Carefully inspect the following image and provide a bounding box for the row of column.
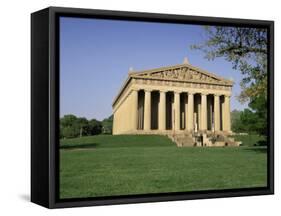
[132,89,231,132]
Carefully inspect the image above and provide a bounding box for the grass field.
[60,135,267,199]
[231,134,267,146]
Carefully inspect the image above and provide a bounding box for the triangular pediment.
[130,64,233,85]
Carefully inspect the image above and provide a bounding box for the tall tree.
[191,27,268,136]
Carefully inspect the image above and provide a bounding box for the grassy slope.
[60,135,173,149]
[60,135,267,199]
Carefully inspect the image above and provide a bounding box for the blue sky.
[60,17,248,121]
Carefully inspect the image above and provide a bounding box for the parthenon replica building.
[112,59,239,147]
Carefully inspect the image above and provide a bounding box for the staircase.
[168,132,241,147]
[169,134,195,147]
[168,133,195,147]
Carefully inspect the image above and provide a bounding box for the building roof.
[112,62,234,107]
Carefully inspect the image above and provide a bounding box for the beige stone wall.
[113,88,137,134]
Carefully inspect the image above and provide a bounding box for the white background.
[0,0,279,214]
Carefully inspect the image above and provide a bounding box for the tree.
[191,26,267,103]
[245,93,267,135]
[61,126,78,138]
[230,95,267,135]
[191,26,268,136]
[60,115,91,138]
[102,115,113,134]
[88,119,102,135]
[60,114,77,127]
[60,114,112,138]
[60,115,79,138]
[231,110,244,132]
[75,117,89,137]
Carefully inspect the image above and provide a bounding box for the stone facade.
[112,60,237,146]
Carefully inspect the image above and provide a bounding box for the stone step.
[168,133,240,147]
[169,134,195,147]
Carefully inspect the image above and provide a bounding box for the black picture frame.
[31,6,274,209]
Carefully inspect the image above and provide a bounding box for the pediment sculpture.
[136,67,225,83]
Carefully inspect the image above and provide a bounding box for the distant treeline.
[60,103,266,139]
[60,114,113,139]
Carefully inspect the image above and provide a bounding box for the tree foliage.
[101,115,113,134]
[231,110,244,132]
[231,94,267,135]
[191,26,267,103]
[88,119,103,135]
[60,114,112,138]
[192,26,268,136]
[246,93,267,135]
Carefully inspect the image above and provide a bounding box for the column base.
[222,130,233,135]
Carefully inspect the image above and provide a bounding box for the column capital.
[200,92,208,96]
[159,89,167,93]
[144,89,152,93]
[188,92,195,95]
[174,90,182,94]
[214,93,221,97]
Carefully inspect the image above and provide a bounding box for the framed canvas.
[31,6,274,208]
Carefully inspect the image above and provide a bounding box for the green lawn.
[231,134,267,146]
[60,135,267,199]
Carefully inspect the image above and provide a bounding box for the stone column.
[187,92,194,131]
[221,96,225,131]
[174,91,180,131]
[224,95,231,132]
[185,94,188,130]
[201,93,207,131]
[144,90,151,131]
[197,98,201,130]
[214,94,220,132]
[158,90,166,131]
[131,89,138,131]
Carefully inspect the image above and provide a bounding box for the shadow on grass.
[242,147,267,154]
[60,143,99,150]
[256,140,267,146]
